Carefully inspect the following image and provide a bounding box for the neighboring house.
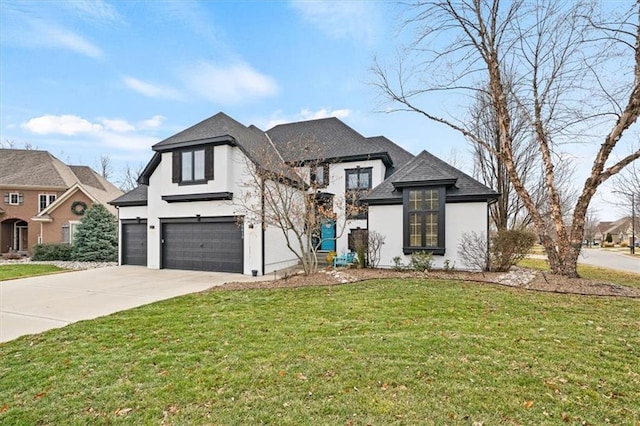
[0,149,123,255]
[110,112,498,275]
[600,216,639,244]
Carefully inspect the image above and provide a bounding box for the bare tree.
[237,142,362,275]
[612,158,640,218]
[373,0,640,277]
[118,163,145,192]
[468,79,539,230]
[97,155,114,179]
[583,208,600,247]
[1,140,36,149]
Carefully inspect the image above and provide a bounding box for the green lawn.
[0,264,67,280]
[1,280,638,425]
[519,258,640,289]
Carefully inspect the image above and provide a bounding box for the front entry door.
[15,221,28,252]
[320,219,336,251]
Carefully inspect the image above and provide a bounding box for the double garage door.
[161,218,243,273]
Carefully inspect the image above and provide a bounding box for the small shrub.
[356,246,366,268]
[602,242,615,248]
[410,251,433,272]
[606,232,613,243]
[32,243,72,261]
[391,256,405,271]
[490,229,536,272]
[367,231,386,268]
[457,231,489,271]
[442,259,455,272]
[620,241,629,247]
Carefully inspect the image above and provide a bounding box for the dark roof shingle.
[363,150,499,203]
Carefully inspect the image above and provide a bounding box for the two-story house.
[0,149,123,255]
[110,112,498,275]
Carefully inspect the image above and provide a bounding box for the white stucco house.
[110,112,498,275]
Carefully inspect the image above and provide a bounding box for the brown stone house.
[0,149,122,255]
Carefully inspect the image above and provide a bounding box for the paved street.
[0,266,263,343]
[578,248,640,274]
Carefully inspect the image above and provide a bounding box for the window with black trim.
[403,187,445,254]
[172,146,214,184]
[310,164,329,187]
[345,167,372,219]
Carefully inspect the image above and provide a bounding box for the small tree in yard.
[71,204,117,262]
[237,141,363,276]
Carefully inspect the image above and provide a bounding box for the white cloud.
[36,21,103,59]
[123,77,183,100]
[23,115,102,135]
[101,118,135,133]
[182,62,278,104]
[291,1,379,45]
[265,108,352,129]
[300,108,351,120]
[21,114,159,151]
[140,115,166,129]
[63,0,122,23]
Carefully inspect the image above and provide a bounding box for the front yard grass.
[1,279,638,425]
[519,258,640,289]
[0,264,67,281]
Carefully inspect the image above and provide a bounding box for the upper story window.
[310,164,329,187]
[172,146,214,185]
[346,167,371,190]
[39,194,57,212]
[345,167,372,219]
[6,192,22,205]
[403,187,445,255]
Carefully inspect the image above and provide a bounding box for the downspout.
[261,177,265,276]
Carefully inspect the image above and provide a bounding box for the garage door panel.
[122,222,147,266]
[162,220,243,273]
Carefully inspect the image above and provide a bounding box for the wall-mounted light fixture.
[196,214,201,222]
[248,223,254,229]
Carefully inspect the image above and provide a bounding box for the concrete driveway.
[0,266,262,343]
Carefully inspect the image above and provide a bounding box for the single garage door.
[122,221,147,266]
[161,218,243,273]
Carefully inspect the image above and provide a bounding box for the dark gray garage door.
[161,218,243,273]
[122,221,147,266]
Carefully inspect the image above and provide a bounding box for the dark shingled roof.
[144,112,298,182]
[266,118,408,167]
[363,150,499,203]
[365,136,414,177]
[110,185,148,206]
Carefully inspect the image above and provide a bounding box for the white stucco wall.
[142,145,300,275]
[299,159,386,254]
[369,201,488,270]
[116,205,147,220]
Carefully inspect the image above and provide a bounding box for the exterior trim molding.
[161,192,233,203]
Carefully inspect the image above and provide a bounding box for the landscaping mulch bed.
[218,267,640,298]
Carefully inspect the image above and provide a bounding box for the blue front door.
[320,219,336,251]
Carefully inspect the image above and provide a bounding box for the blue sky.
[1,1,461,165]
[0,0,634,220]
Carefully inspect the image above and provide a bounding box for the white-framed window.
[39,194,57,212]
[9,192,20,205]
[62,221,81,244]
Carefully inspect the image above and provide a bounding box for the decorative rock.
[0,258,116,270]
